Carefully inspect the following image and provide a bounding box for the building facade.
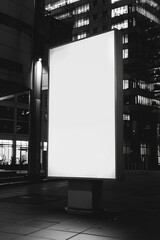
[45,0,160,170]
[0,0,159,176]
[0,0,72,177]
[0,0,34,172]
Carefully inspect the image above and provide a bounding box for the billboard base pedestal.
[65,207,104,215]
[66,180,103,214]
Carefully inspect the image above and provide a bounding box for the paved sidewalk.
[0,171,159,240]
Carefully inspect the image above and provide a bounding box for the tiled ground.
[0,171,160,239]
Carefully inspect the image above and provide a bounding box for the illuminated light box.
[48,30,123,179]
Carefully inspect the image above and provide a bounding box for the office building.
[0,0,34,172]
[0,0,72,178]
[45,0,160,169]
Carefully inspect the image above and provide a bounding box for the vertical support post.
[12,139,16,165]
[28,59,42,181]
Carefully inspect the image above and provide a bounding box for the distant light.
[35,58,42,86]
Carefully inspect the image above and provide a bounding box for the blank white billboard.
[48,30,123,179]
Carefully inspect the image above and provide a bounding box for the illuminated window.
[132,81,136,89]
[123,34,128,44]
[130,5,136,12]
[136,7,160,24]
[111,0,122,3]
[73,4,89,15]
[138,95,151,106]
[112,20,128,30]
[139,81,147,90]
[74,18,89,28]
[111,6,128,18]
[16,141,28,165]
[43,142,48,151]
[72,32,87,41]
[137,95,160,108]
[0,140,13,165]
[138,81,154,91]
[123,114,130,121]
[77,32,87,39]
[123,142,131,154]
[140,143,150,159]
[55,13,71,20]
[123,49,128,59]
[45,0,80,11]
[133,18,136,26]
[140,0,159,9]
[123,80,129,89]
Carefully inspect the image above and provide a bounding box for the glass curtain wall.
[0,140,13,166]
[16,141,28,166]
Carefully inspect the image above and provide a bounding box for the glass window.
[72,32,87,41]
[55,12,71,20]
[136,7,160,24]
[140,143,150,159]
[0,106,14,119]
[0,140,13,165]
[123,34,128,44]
[43,142,47,151]
[140,0,159,9]
[133,81,137,89]
[45,0,80,11]
[73,4,89,15]
[16,141,28,165]
[137,95,160,108]
[111,6,128,18]
[123,142,131,154]
[111,0,122,3]
[123,80,129,89]
[17,108,29,134]
[123,49,128,59]
[77,32,87,39]
[0,120,14,133]
[74,18,89,28]
[123,114,130,121]
[133,18,136,26]
[112,20,128,30]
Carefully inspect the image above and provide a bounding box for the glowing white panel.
[48,31,123,179]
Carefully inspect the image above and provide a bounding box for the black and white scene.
[0,0,159,239]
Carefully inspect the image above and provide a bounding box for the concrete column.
[28,59,42,180]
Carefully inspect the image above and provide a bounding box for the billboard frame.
[47,30,123,180]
